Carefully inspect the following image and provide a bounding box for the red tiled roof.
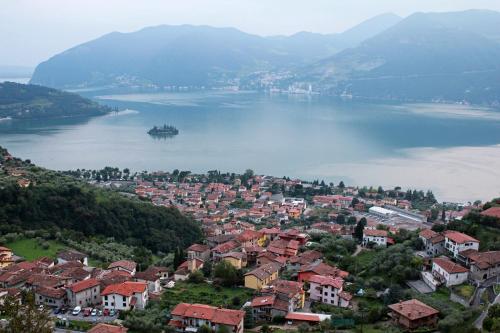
[101,281,147,296]
[433,257,468,274]
[88,323,128,333]
[187,244,210,252]
[419,229,438,240]
[70,278,100,293]
[388,299,439,320]
[170,303,244,326]
[444,231,479,244]
[308,274,344,289]
[364,229,388,237]
[251,295,276,307]
[481,207,500,219]
[299,262,349,279]
[285,313,320,322]
[108,260,137,272]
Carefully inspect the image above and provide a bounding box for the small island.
[148,124,179,138]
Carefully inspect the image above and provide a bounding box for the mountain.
[0,82,111,119]
[305,10,500,104]
[30,14,400,89]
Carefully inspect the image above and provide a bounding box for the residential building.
[67,278,100,307]
[419,229,445,257]
[57,250,88,266]
[174,259,204,281]
[244,263,280,290]
[459,249,500,282]
[388,299,439,330]
[250,295,288,321]
[432,257,469,287]
[108,260,137,276]
[101,281,148,311]
[298,262,348,283]
[261,279,305,311]
[362,229,388,247]
[169,303,244,333]
[222,252,247,269]
[187,244,211,261]
[134,267,168,293]
[0,246,13,268]
[308,275,351,308]
[444,231,479,258]
[34,286,66,308]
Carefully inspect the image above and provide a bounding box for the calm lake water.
[1,89,499,202]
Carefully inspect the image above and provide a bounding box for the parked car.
[97,310,103,316]
[109,309,116,316]
[72,306,81,315]
[53,307,61,315]
[103,308,110,316]
[91,308,97,316]
[60,307,68,314]
[83,308,92,317]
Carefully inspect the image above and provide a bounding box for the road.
[474,288,500,330]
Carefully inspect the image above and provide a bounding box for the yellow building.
[257,234,267,247]
[244,262,280,290]
[222,252,247,269]
[0,246,14,268]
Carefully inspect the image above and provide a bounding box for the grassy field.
[6,238,67,261]
[454,284,475,299]
[162,281,254,311]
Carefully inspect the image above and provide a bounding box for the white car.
[72,306,81,315]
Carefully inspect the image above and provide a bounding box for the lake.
[1,89,499,203]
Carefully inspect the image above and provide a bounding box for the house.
[88,323,128,333]
[388,299,439,330]
[362,229,388,247]
[444,231,479,258]
[187,244,211,261]
[419,229,445,257]
[34,286,67,308]
[308,275,351,308]
[243,246,265,266]
[101,281,148,311]
[481,207,500,219]
[285,313,323,326]
[222,252,247,269]
[432,257,469,287]
[298,262,348,283]
[288,250,323,271]
[256,252,287,267]
[174,259,204,281]
[211,241,240,261]
[244,263,281,290]
[57,250,88,266]
[134,267,168,293]
[459,250,500,283]
[236,230,266,247]
[67,278,100,308]
[251,294,288,321]
[261,279,305,311]
[267,239,299,258]
[108,260,137,276]
[0,246,13,268]
[169,303,245,333]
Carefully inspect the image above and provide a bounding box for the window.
[123,303,126,307]
[104,296,108,300]
[123,296,126,302]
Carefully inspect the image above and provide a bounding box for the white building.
[308,275,351,308]
[362,229,388,247]
[101,281,148,311]
[368,206,396,218]
[432,257,469,287]
[419,229,445,257]
[444,231,479,258]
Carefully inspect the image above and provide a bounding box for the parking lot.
[51,308,119,323]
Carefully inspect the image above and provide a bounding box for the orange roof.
[70,278,100,293]
[88,323,128,333]
[108,260,137,272]
[101,281,147,296]
[364,229,388,237]
[251,295,276,307]
[388,299,439,320]
[433,257,468,274]
[481,207,500,219]
[308,274,344,289]
[170,303,244,326]
[419,229,438,240]
[444,231,479,244]
[285,313,320,322]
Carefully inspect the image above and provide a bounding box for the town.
[1,154,500,332]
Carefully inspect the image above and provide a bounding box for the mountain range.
[30,10,500,105]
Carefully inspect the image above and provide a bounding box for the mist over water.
[0,91,499,202]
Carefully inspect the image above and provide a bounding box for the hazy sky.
[2,0,500,67]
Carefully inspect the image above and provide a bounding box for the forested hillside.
[0,146,202,253]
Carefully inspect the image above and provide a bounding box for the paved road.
[474,289,500,330]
